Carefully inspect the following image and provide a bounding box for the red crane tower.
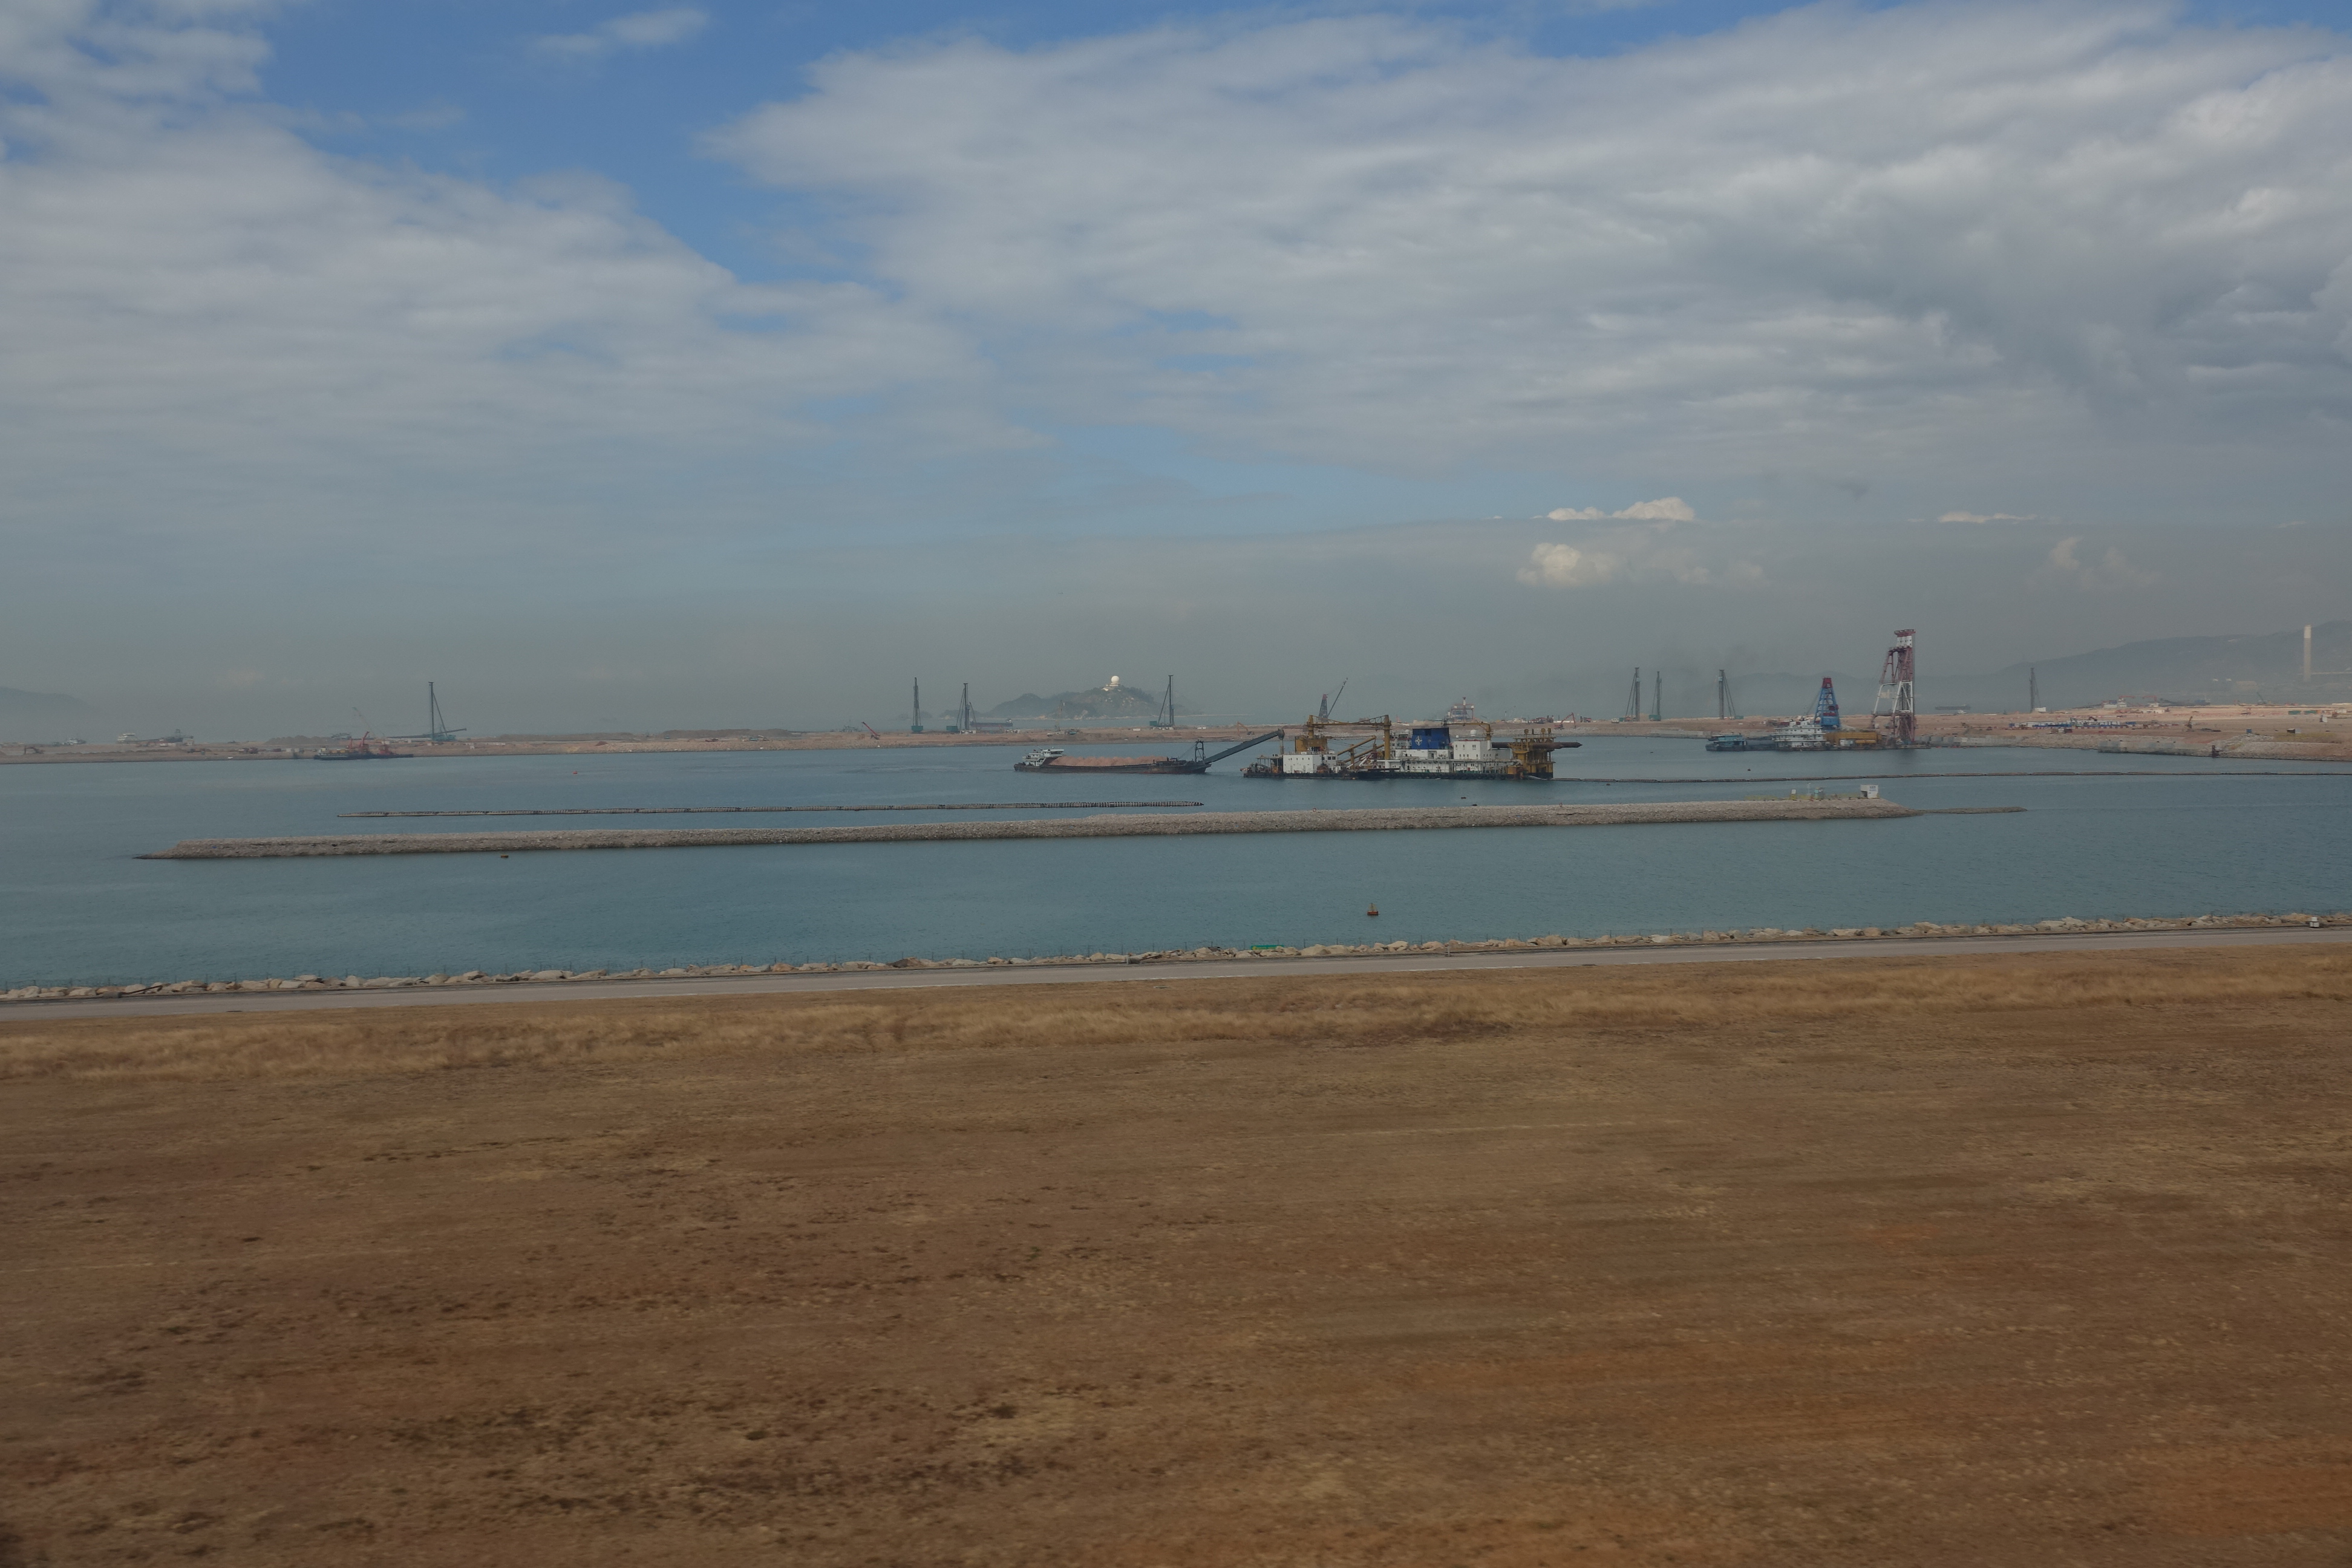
[1873,629,1916,746]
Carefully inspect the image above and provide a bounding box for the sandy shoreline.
[12,909,2341,1009]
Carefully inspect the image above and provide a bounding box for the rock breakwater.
[5,912,2340,1004]
[144,799,1916,859]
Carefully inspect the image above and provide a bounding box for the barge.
[1014,730,1281,775]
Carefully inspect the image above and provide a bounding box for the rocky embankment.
[5,911,2340,1003]
[143,799,1915,858]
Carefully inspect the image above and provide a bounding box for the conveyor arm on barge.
[1203,729,1285,767]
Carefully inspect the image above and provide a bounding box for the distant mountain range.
[985,681,1185,720]
[0,685,92,739]
[1951,620,2352,711]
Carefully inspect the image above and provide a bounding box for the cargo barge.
[1244,708,1574,781]
[1014,730,1281,776]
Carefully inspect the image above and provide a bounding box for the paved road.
[13,925,2346,1022]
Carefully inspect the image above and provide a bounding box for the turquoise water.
[3,740,2347,986]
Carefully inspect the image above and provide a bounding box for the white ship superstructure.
[1248,707,1575,781]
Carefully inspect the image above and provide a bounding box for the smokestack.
[2305,625,2314,683]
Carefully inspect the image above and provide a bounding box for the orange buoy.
[1367,903,1379,917]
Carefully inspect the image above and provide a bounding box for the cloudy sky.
[4,0,2347,735]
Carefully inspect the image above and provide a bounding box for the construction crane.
[391,681,465,743]
[910,678,924,734]
[1624,669,1642,720]
[1316,679,1348,723]
[861,722,884,743]
[1650,670,1662,722]
[1151,675,1177,729]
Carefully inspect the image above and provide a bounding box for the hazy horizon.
[6,1,2348,739]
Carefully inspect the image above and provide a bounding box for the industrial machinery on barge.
[1708,677,1877,752]
[1243,710,1574,781]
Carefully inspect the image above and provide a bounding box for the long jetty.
[146,799,1918,859]
[339,801,1204,818]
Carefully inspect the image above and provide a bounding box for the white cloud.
[1517,518,1749,589]
[1547,497,1696,523]
[714,4,2352,492]
[532,8,707,62]
[1612,497,1696,523]
[1519,541,1617,587]
[2031,536,2158,590]
[1939,511,2039,524]
[0,2,975,558]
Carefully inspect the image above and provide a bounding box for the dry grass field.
[5,949,2352,1566]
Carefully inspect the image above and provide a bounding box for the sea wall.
[143,799,1917,858]
[5,910,2340,1004]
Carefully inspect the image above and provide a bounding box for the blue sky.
[3,0,2350,734]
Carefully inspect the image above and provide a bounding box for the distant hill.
[1942,621,2352,711]
[985,681,1186,720]
[0,685,92,740]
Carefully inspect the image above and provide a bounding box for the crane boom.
[1201,728,1285,766]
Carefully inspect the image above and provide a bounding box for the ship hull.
[1014,757,1208,774]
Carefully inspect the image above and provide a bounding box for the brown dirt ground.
[5,950,2351,1567]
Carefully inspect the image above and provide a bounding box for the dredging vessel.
[1014,730,1282,775]
[1243,707,1573,781]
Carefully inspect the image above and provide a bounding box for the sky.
[2,0,2348,736]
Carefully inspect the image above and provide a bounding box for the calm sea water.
[3,739,2346,986]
